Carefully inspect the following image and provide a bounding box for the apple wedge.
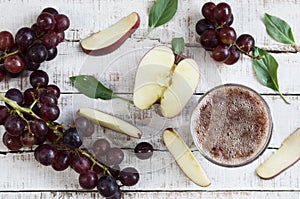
[80,12,140,56]
[77,108,142,139]
[163,128,211,187]
[133,46,200,118]
[256,128,300,179]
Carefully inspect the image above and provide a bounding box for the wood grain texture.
[0,0,299,198]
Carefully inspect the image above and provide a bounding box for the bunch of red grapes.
[0,7,156,199]
[0,69,148,199]
[0,7,70,81]
[196,2,255,65]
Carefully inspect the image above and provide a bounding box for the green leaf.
[264,13,295,44]
[172,37,184,55]
[253,47,289,104]
[149,0,178,29]
[69,75,114,100]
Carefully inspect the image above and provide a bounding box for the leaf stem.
[292,44,300,52]
[112,94,134,104]
[278,91,290,104]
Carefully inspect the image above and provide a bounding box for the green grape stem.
[0,49,20,61]
[233,43,264,60]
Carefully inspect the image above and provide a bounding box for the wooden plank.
[0,149,300,191]
[0,191,300,199]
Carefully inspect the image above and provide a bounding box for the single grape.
[70,154,91,174]
[225,45,240,65]
[4,115,26,137]
[0,105,9,125]
[2,132,22,151]
[5,88,23,105]
[23,88,38,103]
[40,91,58,105]
[30,70,49,88]
[201,2,216,22]
[29,119,48,137]
[63,127,82,148]
[46,84,60,98]
[37,12,56,31]
[213,2,232,24]
[236,34,255,53]
[34,144,57,166]
[34,134,46,145]
[134,142,154,160]
[31,23,44,37]
[195,19,215,36]
[212,44,230,62]
[51,150,71,171]
[75,116,94,137]
[21,130,37,147]
[40,103,60,121]
[93,138,110,157]
[4,54,25,74]
[24,56,41,71]
[56,31,65,43]
[15,27,35,49]
[119,167,139,186]
[97,175,119,197]
[42,7,59,16]
[42,31,59,49]
[27,43,48,63]
[106,147,124,165]
[200,29,219,50]
[46,47,57,61]
[219,27,237,44]
[55,14,70,32]
[79,170,98,189]
[0,31,14,50]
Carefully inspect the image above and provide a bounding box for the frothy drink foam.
[191,84,272,167]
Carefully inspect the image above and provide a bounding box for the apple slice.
[163,128,211,187]
[133,46,200,118]
[77,108,142,139]
[256,128,300,179]
[80,12,140,56]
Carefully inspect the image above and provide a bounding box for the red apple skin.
[80,13,140,56]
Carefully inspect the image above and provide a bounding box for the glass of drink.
[190,84,273,167]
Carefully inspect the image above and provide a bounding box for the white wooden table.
[1,0,300,198]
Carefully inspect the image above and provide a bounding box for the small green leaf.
[70,75,114,100]
[149,0,178,29]
[172,37,184,55]
[264,13,295,44]
[253,47,289,104]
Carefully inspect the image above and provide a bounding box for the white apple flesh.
[80,12,140,56]
[133,46,200,118]
[163,128,211,187]
[256,128,300,179]
[77,108,142,139]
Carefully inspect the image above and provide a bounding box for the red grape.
[225,45,240,65]
[79,170,98,189]
[213,2,232,24]
[4,54,25,74]
[119,167,139,186]
[200,29,219,50]
[55,14,70,32]
[236,34,255,53]
[212,44,230,62]
[37,12,56,31]
[201,2,215,22]
[0,31,14,50]
[134,142,154,160]
[219,27,236,44]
